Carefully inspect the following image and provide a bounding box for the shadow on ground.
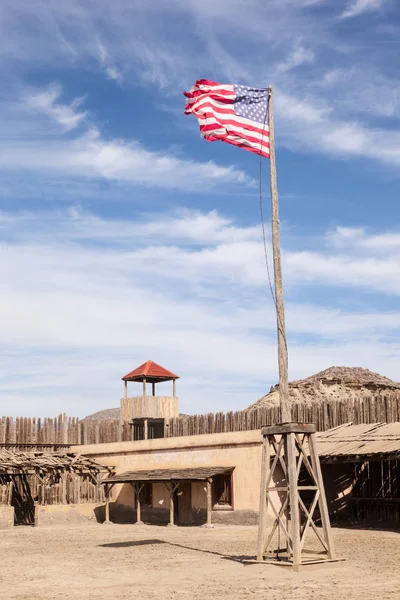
[99,539,255,563]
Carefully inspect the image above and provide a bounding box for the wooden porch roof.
[102,466,234,484]
[317,422,400,462]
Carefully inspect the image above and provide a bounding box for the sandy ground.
[1,523,399,600]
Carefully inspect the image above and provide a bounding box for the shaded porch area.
[102,467,234,527]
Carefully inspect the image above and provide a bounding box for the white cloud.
[0,128,252,189]
[0,84,252,191]
[1,207,400,415]
[340,0,387,19]
[328,226,400,251]
[327,226,366,247]
[105,66,122,83]
[0,1,399,168]
[286,251,400,295]
[275,43,315,75]
[22,83,87,131]
[275,89,400,165]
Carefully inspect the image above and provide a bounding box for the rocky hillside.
[248,366,400,410]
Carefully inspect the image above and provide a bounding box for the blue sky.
[1,0,400,417]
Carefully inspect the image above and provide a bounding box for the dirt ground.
[1,523,399,600]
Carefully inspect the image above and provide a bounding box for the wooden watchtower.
[120,360,179,440]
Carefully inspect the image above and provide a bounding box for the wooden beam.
[173,379,176,397]
[144,419,148,441]
[262,423,316,435]
[152,382,155,396]
[286,432,301,566]
[105,484,110,522]
[143,378,146,396]
[124,380,128,399]
[257,436,269,560]
[308,433,336,560]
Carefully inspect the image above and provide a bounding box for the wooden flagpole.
[257,87,337,569]
[267,85,290,424]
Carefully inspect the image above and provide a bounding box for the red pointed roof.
[122,360,179,383]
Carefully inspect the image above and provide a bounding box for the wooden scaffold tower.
[257,422,337,569]
[256,87,337,570]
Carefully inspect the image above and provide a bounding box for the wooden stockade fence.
[1,394,399,446]
[0,415,130,447]
[167,394,400,437]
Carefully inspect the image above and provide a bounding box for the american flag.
[184,79,270,158]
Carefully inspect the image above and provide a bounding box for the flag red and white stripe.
[184,79,270,158]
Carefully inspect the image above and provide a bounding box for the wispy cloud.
[22,83,87,131]
[340,0,387,20]
[275,42,315,75]
[96,40,123,84]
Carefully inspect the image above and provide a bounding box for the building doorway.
[175,482,192,525]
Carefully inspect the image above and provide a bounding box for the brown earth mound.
[83,408,120,421]
[83,408,190,421]
[248,366,400,410]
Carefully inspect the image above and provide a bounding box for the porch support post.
[203,478,214,528]
[165,481,179,526]
[104,483,113,524]
[132,483,144,525]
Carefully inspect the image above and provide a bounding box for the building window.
[148,420,165,439]
[212,473,233,509]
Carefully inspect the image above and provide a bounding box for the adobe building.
[2,363,398,529]
[74,422,400,528]
[73,363,399,528]
[75,430,262,526]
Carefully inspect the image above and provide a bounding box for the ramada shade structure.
[0,450,113,524]
[0,450,112,475]
[102,467,234,527]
